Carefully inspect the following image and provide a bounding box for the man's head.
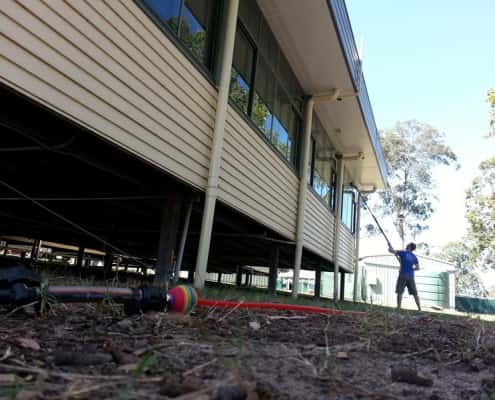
[406,242,416,251]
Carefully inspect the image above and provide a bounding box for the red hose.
[197,298,365,317]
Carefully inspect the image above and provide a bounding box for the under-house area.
[0,84,338,292]
[1,0,494,399]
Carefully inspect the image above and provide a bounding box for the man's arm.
[388,246,397,255]
[414,260,420,271]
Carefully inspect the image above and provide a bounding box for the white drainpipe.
[194,0,239,289]
[292,97,314,298]
[333,157,345,301]
[353,192,362,302]
[293,89,343,298]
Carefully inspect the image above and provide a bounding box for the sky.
[345,1,495,260]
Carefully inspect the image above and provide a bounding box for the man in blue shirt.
[388,242,421,311]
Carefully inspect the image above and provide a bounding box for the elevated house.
[0,0,387,298]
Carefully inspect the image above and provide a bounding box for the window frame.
[228,19,302,169]
[341,188,357,234]
[135,0,221,84]
[307,135,337,214]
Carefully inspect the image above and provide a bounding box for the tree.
[376,120,458,246]
[488,89,495,138]
[440,241,487,297]
[465,157,495,270]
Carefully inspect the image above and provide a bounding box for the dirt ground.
[0,298,494,400]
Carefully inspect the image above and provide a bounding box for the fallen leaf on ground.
[117,363,138,373]
[0,346,12,361]
[249,321,261,331]
[17,338,40,351]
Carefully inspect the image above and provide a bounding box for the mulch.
[0,301,494,399]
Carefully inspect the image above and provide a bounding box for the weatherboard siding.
[339,227,355,272]
[1,0,358,266]
[219,108,299,239]
[0,0,215,189]
[304,191,335,260]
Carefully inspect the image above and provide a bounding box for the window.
[228,3,303,166]
[307,115,337,210]
[142,0,218,69]
[230,27,255,114]
[342,189,357,233]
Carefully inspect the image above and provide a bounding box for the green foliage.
[229,70,250,113]
[165,16,206,63]
[377,120,458,244]
[117,352,157,400]
[465,157,495,269]
[488,89,495,138]
[440,241,487,297]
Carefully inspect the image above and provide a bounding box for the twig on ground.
[217,301,244,322]
[0,362,128,381]
[2,301,39,318]
[401,347,434,359]
[183,358,218,377]
[61,381,122,398]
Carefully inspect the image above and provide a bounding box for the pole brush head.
[167,285,198,313]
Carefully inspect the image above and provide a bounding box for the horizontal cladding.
[339,227,355,271]
[304,191,334,260]
[219,109,299,239]
[0,0,216,189]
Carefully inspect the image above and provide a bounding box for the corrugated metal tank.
[360,255,456,309]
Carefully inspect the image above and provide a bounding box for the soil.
[0,299,494,399]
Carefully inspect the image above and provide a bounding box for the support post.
[314,269,321,298]
[174,198,193,284]
[292,97,314,298]
[235,265,243,287]
[340,272,345,301]
[187,266,194,283]
[76,246,85,271]
[353,193,362,302]
[194,0,240,289]
[268,246,279,293]
[217,272,222,283]
[104,250,113,279]
[333,157,345,301]
[154,193,182,287]
[30,239,40,264]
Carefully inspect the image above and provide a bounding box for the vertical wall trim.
[292,97,314,298]
[194,0,240,289]
[333,158,345,301]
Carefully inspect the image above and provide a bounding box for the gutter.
[326,0,389,187]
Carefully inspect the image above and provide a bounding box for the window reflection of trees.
[228,8,302,166]
[142,0,213,66]
[309,116,337,210]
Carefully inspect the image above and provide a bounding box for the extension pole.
[361,196,400,265]
[361,196,393,248]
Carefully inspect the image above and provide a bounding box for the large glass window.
[307,116,337,210]
[142,0,217,69]
[228,3,303,166]
[342,189,357,233]
[230,27,254,115]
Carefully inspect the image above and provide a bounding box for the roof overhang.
[257,0,388,189]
